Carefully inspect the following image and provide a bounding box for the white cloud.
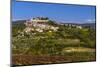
[87,19,95,22]
[86,19,95,23]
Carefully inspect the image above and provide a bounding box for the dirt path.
[63,47,95,53]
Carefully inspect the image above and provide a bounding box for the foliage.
[12,20,96,58]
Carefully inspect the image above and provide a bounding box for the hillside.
[61,23,96,29]
[12,18,96,65]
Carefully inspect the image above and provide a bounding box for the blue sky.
[12,0,96,23]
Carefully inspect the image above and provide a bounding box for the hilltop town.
[12,17,96,65]
[13,17,87,38]
[24,17,59,33]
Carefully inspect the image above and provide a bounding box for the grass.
[12,36,96,65]
[12,22,96,65]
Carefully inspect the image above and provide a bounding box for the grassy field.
[12,37,96,65]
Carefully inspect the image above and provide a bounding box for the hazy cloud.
[87,19,95,22]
